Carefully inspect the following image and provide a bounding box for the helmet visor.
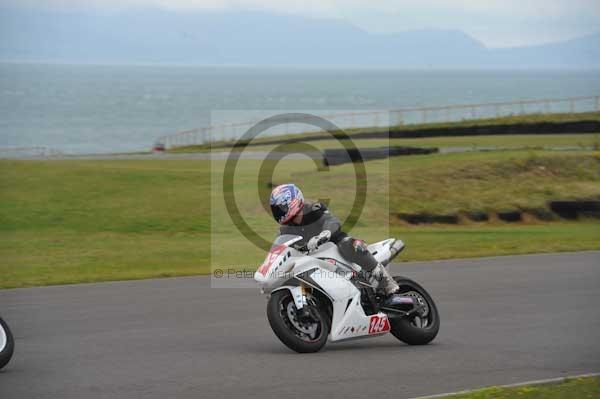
[271,203,288,223]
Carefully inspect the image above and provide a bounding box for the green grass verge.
[2,223,598,289]
[443,376,599,399]
[1,150,599,289]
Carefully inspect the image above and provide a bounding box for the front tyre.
[267,290,330,353]
[389,277,440,345]
[0,317,15,370]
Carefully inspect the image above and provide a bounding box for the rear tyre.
[389,277,440,345]
[0,317,14,370]
[267,290,330,353]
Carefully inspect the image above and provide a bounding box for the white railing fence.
[156,95,599,149]
[156,96,600,149]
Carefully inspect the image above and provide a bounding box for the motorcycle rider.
[269,183,399,296]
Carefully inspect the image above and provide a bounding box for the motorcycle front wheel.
[389,277,440,345]
[267,290,330,353]
[0,317,15,370]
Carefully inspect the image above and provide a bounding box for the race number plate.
[368,315,390,334]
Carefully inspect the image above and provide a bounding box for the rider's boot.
[369,263,399,296]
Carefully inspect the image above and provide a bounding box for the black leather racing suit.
[279,201,378,272]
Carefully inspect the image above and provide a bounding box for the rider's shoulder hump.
[311,202,328,213]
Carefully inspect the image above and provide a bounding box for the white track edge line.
[407,372,600,399]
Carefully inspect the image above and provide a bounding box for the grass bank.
[1,150,599,289]
[389,150,600,215]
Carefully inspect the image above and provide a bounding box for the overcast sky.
[3,0,600,47]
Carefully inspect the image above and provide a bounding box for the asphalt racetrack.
[1,251,599,398]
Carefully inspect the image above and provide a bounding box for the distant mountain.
[0,7,598,68]
[494,32,600,68]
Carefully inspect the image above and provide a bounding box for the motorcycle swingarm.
[380,296,426,319]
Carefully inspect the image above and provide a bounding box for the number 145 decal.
[368,315,390,334]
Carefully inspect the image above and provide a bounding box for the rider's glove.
[307,230,332,251]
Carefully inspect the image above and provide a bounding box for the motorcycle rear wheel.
[389,277,440,345]
[267,290,330,353]
[0,317,15,370]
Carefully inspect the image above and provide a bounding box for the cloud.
[2,0,599,47]
[5,0,599,16]
[153,0,600,19]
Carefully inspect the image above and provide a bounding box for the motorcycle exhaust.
[381,295,418,318]
[382,239,405,266]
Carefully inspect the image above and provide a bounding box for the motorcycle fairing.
[255,236,401,342]
[292,255,391,342]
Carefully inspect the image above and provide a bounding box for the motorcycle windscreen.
[255,235,301,282]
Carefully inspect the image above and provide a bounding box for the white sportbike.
[254,235,440,353]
